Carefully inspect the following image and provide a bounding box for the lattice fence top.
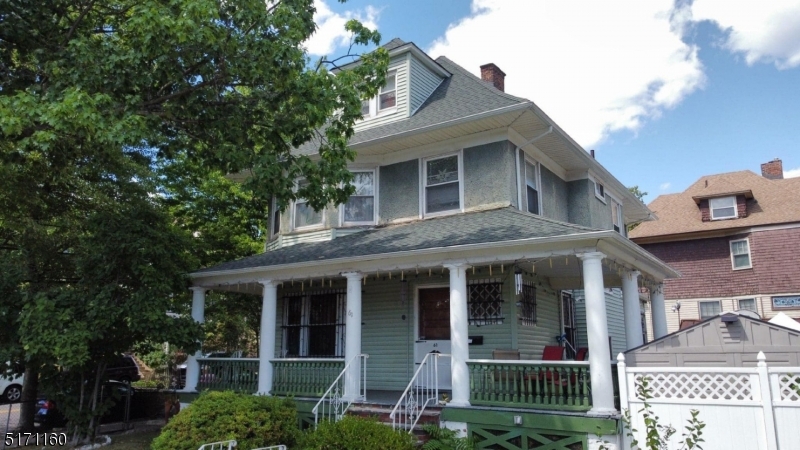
[776,373,800,402]
[633,373,754,401]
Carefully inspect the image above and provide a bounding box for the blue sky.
[310,0,800,203]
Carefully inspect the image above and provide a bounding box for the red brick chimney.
[480,63,506,92]
[760,158,784,179]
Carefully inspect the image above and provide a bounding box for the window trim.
[608,193,625,236]
[340,169,378,226]
[737,298,757,313]
[270,196,281,240]
[421,151,464,218]
[292,179,325,231]
[594,180,606,203]
[467,278,505,326]
[520,156,542,215]
[710,196,737,220]
[699,300,722,319]
[730,238,752,270]
[281,291,346,358]
[361,70,398,119]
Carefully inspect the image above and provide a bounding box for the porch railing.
[467,360,593,411]
[312,354,368,425]
[271,358,345,397]
[390,352,451,432]
[196,358,259,393]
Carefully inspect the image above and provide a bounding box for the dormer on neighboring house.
[266,38,651,251]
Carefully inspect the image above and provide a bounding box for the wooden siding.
[408,55,443,115]
[573,288,628,357]
[516,276,563,360]
[354,55,409,133]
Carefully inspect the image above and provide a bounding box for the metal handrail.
[390,352,451,432]
[198,440,236,450]
[311,353,368,426]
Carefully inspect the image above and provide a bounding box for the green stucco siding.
[463,141,516,210]
[540,165,569,222]
[379,159,419,223]
[567,179,613,229]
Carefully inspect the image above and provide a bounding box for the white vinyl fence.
[617,352,800,450]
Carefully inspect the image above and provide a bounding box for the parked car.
[1,374,24,403]
[106,354,141,382]
[35,381,135,428]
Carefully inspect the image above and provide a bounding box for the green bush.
[300,416,416,450]
[151,391,300,450]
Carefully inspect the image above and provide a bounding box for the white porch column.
[184,287,206,392]
[343,272,363,400]
[650,284,668,338]
[621,269,644,349]
[258,279,278,395]
[444,263,470,407]
[577,252,615,415]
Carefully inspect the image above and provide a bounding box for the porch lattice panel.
[775,373,800,402]
[635,372,753,401]
[470,424,585,450]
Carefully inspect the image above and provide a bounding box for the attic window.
[361,71,397,118]
[710,196,737,220]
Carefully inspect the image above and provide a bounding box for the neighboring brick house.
[630,159,800,333]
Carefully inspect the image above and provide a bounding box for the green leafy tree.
[627,186,650,232]
[0,0,388,440]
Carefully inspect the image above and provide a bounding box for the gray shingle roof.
[295,51,530,155]
[194,207,600,274]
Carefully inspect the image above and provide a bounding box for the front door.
[415,287,452,389]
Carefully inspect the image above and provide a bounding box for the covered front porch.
[185,209,676,424]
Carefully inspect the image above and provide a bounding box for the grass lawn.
[106,429,161,449]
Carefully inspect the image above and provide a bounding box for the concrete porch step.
[347,403,443,427]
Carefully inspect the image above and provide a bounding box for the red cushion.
[542,346,564,360]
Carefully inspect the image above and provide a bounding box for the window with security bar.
[468,279,504,325]
[281,290,346,358]
[520,281,537,326]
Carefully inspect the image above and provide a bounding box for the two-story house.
[184,39,677,449]
[630,159,800,334]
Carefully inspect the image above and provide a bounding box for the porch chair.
[574,347,588,361]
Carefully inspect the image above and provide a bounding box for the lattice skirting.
[470,425,587,450]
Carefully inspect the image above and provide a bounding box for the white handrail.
[390,352,451,433]
[466,359,592,366]
[198,440,236,450]
[312,353,368,426]
[197,357,259,362]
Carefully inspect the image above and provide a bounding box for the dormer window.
[293,179,324,230]
[361,72,397,118]
[342,170,376,225]
[423,153,462,215]
[710,196,736,220]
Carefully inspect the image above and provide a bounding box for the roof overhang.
[691,190,754,204]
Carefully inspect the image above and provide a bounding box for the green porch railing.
[196,358,259,393]
[271,359,345,397]
[467,360,594,411]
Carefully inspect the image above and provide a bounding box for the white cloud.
[305,0,379,57]
[784,167,800,178]
[427,0,705,148]
[659,182,672,190]
[691,0,800,69]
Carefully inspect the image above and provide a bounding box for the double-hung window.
[293,179,323,229]
[523,159,540,214]
[270,197,281,239]
[710,196,737,220]
[423,153,461,215]
[730,238,751,269]
[594,181,605,201]
[699,300,721,319]
[611,197,624,234]
[282,291,346,358]
[468,279,504,325]
[361,72,397,118]
[343,171,376,224]
[738,298,756,312]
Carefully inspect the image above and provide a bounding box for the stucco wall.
[540,165,569,222]
[567,179,613,230]
[463,141,516,210]
[379,159,420,223]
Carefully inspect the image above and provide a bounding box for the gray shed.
[625,310,800,367]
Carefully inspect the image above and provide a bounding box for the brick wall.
[641,227,800,299]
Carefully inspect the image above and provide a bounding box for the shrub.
[151,391,300,450]
[421,424,475,450]
[300,416,416,450]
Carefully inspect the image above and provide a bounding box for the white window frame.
[738,298,757,313]
[594,180,606,202]
[421,151,464,217]
[519,156,542,215]
[609,194,625,236]
[270,196,281,240]
[699,300,722,319]
[730,238,752,270]
[340,169,378,226]
[710,196,737,220]
[292,179,325,231]
[361,70,398,119]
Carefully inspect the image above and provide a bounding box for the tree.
[0,0,388,440]
[629,186,648,203]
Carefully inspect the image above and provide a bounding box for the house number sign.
[772,295,800,309]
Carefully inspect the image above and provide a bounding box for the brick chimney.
[760,158,784,179]
[480,63,506,92]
